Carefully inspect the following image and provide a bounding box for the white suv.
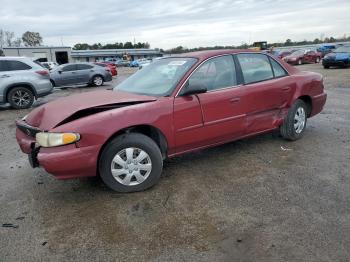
[0,57,53,109]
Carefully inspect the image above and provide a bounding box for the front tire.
[280,99,307,141]
[315,57,320,63]
[99,133,163,192]
[92,75,104,86]
[298,59,302,65]
[7,87,34,109]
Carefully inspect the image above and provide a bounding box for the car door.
[0,60,11,102]
[56,64,78,86]
[304,51,314,63]
[76,64,94,84]
[236,53,293,134]
[173,55,246,153]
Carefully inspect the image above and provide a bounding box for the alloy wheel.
[12,90,31,107]
[93,76,103,86]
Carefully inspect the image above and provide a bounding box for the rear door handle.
[230,97,241,103]
[282,86,290,91]
[0,75,10,78]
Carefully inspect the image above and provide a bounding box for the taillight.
[35,70,49,76]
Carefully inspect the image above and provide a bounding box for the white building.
[3,46,71,64]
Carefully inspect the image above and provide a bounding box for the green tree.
[284,39,293,46]
[123,42,134,48]
[22,31,43,46]
[73,43,90,50]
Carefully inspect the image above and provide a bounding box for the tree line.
[164,35,350,54]
[73,42,151,50]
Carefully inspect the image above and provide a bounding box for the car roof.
[176,49,259,60]
[0,56,31,60]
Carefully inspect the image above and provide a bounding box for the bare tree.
[5,31,15,47]
[22,31,43,46]
[0,29,4,49]
[12,37,22,47]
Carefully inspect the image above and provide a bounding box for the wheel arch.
[4,83,37,102]
[90,74,105,83]
[97,124,168,175]
[298,95,312,117]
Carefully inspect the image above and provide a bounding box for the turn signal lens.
[36,132,80,147]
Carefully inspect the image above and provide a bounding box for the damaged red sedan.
[16,50,327,192]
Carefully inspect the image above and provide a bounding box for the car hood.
[284,55,300,60]
[24,90,157,130]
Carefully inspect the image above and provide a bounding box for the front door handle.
[230,97,240,103]
[0,75,10,78]
[282,86,290,91]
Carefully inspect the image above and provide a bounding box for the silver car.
[50,63,113,88]
[0,57,53,109]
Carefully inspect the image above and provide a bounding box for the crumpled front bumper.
[16,120,100,180]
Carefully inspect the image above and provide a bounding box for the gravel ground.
[0,65,349,262]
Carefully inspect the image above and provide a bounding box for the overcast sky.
[0,0,349,49]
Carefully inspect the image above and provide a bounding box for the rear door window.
[6,60,32,71]
[269,58,288,78]
[62,64,77,72]
[237,54,274,84]
[77,64,93,70]
[0,61,8,72]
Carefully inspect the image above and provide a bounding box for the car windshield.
[114,57,197,96]
[334,46,350,53]
[291,50,305,56]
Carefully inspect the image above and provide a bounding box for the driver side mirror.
[181,81,207,96]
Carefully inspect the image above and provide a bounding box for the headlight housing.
[36,132,80,147]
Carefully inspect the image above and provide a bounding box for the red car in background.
[277,51,292,59]
[283,49,322,65]
[94,62,118,76]
[16,50,326,192]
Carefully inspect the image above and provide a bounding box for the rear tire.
[92,75,104,86]
[7,87,34,109]
[298,59,302,65]
[280,99,307,141]
[315,57,320,63]
[323,65,330,69]
[99,133,163,192]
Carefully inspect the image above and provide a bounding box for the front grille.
[16,121,41,137]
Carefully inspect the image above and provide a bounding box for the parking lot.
[0,64,349,261]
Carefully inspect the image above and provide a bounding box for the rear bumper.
[35,80,54,97]
[310,93,327,117]
[16,123,100,180]
[104,74,113,82]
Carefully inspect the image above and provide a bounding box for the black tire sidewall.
[99,133,163,193]
[92,75,104,86]
[8,87,34,109]
[281,99,307,141]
